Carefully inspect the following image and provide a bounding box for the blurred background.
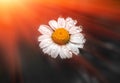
[0,0,120,83]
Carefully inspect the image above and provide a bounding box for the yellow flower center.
[52,28,70,45]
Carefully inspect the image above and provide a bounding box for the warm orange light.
[0,0,27,25]
[0,0,15,3]
[0,0,22,6]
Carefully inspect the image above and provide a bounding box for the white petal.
[59,47,66,59]
[66,43,79,55]
[68,41,84,48]
[42,43,54,55]
[71,33,84,39]
[62,46,72,58]
[70,33,85,44]
[69,26,82,34]
[58,17,65,28]
[50,44,60,58]
[38,25,53,35]
[65,17,77,30]
[38,35,50,42]
[49,20,58,30]
[76,44,84,48]
[66,17,77,25]
[39,38,53,48]
[43,46,51,55]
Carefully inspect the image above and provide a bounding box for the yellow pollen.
[52,28,70,45]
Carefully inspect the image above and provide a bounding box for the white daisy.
[38,17,86,59]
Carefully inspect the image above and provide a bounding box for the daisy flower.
[38,17,86,59]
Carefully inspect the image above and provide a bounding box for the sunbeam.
[0,0,120,83]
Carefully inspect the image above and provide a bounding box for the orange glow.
[0,0,120,83]
[0,0,21,4]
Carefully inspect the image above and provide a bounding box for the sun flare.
[0,0,22,6]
